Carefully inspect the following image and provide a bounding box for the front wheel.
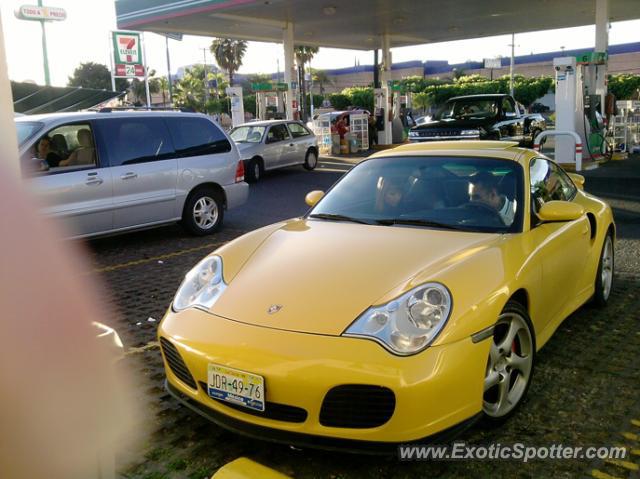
[593,233,614,307]
[303,149,318,171]
[182,188,224,236]
[483,301,535,422]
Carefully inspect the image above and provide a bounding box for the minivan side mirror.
[537,200,584,222]
[305,190,324,207]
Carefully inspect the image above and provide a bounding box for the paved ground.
[82,155,640,479]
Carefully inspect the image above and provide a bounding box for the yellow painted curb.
[213,458,291,479]
[605,458,639,471]
[622,432,639,441]
[591,469,623,479]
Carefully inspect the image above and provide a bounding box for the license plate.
[207,364,265,412]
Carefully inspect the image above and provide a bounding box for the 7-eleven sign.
[112,31,142,65]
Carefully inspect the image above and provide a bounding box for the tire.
[245,158,262,184]
[181,188,224,236]
[482,300,535,423]
[593,232,614,307]
[303,148,318,171]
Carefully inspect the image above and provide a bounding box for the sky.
[2,0,640,87]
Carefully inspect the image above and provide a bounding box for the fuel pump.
[252,82,288,120]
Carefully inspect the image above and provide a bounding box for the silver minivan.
[229,120,318,183]
[16,110,248,238]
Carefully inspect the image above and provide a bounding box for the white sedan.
[230,120,319,183]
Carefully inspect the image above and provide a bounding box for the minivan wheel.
[303,149,318,170]
[245,158,262,183]
[182,188,224,236]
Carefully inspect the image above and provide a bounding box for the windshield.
[433,98,498,120]
[230,126,266,143]
[309,156,523,233]
[15,121,43,147]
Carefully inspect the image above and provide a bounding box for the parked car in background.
[229,120,318,183]
[16,110,248,238]
[409,94,546,147]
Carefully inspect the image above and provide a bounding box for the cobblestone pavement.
[80,158,640,479]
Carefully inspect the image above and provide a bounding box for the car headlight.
[409,130,419,137]
[460,129,480,136]
[343,283,452,355]
[173,255,226,312]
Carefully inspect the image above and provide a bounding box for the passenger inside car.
[59,129,96,167]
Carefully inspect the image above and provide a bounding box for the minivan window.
[16,121,43,146]
[98,117,174,166]
[21,123,99,176]
[165,117,232,157]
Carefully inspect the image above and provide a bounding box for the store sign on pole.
[484,58,501,69]
[112,31,145,78]
[14,5,66,21]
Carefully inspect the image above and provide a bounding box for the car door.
[94,116,178,230]
[526,158,591,327]
[263,123,292,168]
[23,122,114,237]
[287,122,313,164]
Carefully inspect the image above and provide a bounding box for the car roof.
[14,110,211,123]
[235,119,300,127]
[369,141,536,166]
[448,94,510,101]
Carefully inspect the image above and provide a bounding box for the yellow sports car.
[159,141,615,451]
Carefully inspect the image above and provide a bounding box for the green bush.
[328,93,351,110]
[608,74,640,99]
[341,87,374,111]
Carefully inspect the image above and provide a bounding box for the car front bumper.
[158,308,490,445]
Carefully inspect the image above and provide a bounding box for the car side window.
[97,117,174,166]
[288,122,310,138]
[530,158,578,215]
[502,98,516,115]
[165,116,231,157]
[21,123,99,176]
[266,124,290,143]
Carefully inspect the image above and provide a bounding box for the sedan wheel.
[304,149,318,170]
[483,303,534,420]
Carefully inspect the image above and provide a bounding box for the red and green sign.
[112,31,142,66]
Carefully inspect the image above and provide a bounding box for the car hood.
[413,118,494,130]
[210,218,499,336]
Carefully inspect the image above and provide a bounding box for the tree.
[210,38,247,86]
[173,65,228,113]
[130,69,159,105]
[309,68,333,97]
[294,45,319,120]
[413,92,434,113]
[67,62,127,91]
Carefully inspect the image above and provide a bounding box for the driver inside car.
[469,171,516,226]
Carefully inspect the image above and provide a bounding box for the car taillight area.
[235,160,245,183]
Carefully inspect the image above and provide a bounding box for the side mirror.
[305,190,324,207]
[537,200,584,222]
[504,111,517,118]
[567,172,585,190]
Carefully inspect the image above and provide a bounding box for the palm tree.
[294,45,319,120]
[309,68,333,97]
[210,38,248,86]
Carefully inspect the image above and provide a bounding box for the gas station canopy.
[116,0,640,50]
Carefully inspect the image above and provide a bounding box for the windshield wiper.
[375,218,472,231]
[308,213,374,225]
